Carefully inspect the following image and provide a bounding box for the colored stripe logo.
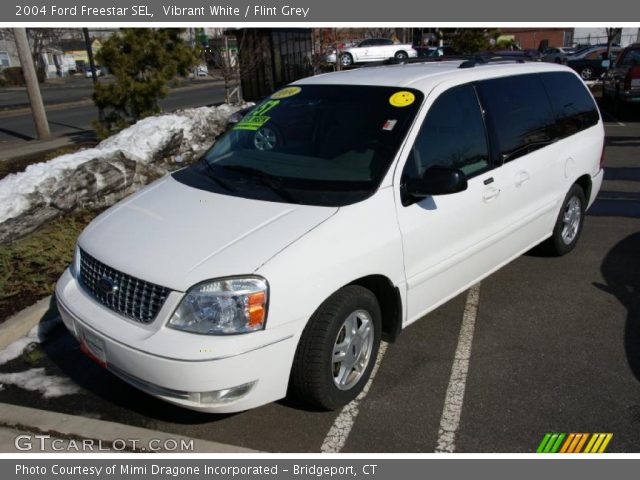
[537,433,613,453]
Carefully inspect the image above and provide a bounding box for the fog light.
[188,381,256,405]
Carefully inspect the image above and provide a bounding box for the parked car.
[56,61,604,413]
[84,67,101,78]
[566,46,622,80]
[491,49,543,61]
[603,43,640,115]
[542,47,571,64]
[337,38,418,66]
[416,46,457,58]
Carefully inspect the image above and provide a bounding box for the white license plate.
[80,328,108,368]
[631,79,640,87]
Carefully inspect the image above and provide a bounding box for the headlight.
[168,277,268,335]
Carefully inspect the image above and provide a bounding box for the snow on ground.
[0,103,241,225]
[0,368,81,398]
[0,318,80,398]
[0,318,60,366]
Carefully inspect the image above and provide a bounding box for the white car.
[85,68,101,78]
[331,38,418,66]
[56,60,604,413]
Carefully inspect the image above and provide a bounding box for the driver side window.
[402,84,490,182]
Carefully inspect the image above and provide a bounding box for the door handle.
[515,171,530,187]
[483,186,501,203]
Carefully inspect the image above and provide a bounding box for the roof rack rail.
[353,55,473,69]
[342,54,536,70]
[459,55,535,68]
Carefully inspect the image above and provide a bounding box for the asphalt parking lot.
[0,106,638,453]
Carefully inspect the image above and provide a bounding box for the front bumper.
[55,269,302,413]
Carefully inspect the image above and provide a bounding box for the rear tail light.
[623,65,640,90]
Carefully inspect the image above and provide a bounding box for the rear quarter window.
[539,71,599,138]
[477,74,556,164]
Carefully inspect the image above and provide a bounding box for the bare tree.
[605,28,623,59]
[364,28,396,40]
[208,35,242,103]
[26,28,67,76]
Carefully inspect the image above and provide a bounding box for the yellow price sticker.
[389,91,415,107]
[271,86,301,99]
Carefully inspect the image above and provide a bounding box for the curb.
[0,296,53,351]
[0,403,258,453]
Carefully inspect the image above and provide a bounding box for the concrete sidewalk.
[0,134,96,163]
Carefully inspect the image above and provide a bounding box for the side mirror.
[405,165,468,200]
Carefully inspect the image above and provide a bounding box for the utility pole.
[13,28,50,140]
[83,28,98,84]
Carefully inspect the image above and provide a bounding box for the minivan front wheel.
[290,285,382,410]
[548,184,586,256]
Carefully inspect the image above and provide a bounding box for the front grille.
[78,249,171,324]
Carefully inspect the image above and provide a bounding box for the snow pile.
[0,368,81,398]
[0,103,247,243]
[0,317,60,366]
[0,317,79,399]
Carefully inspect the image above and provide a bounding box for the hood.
[79,176,337,291]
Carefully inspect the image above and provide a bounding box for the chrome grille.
[78,249,171,324]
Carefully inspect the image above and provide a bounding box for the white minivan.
[56,60,604,413]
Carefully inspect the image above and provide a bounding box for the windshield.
[173,84,423,206]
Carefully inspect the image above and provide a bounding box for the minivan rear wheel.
[290,285,381,410]
[548,184,586,256]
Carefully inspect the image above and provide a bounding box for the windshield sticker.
[233,115,271,131]
[382,119,398,131]
[389,91,415,107]
[233,100,280,131]
[271,86,301,99]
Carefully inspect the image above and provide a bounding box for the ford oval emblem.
[97,277,118,296]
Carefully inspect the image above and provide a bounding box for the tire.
[580,66,593,81]
[547,184,587,256]
[394,51,408,61]
[340,53,354,67]
[612,89,628,119]
[290,285,382,410]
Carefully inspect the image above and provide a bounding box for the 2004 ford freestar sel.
[56,60,604,413]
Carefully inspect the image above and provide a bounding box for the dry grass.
[0,209,101,321]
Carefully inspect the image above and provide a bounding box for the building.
[55,38,102,72]
[498,28,574,50]
[0,30,19,69]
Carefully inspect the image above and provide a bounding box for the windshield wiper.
[220,164,297,203]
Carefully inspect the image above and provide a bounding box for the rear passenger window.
[540,72,599,137]
[403,84,489,181]
[478,74,556,163]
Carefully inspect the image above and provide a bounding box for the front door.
[394,83,508,324]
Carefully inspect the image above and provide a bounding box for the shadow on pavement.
[0,127,34,141]
[26,299,239,427]
[595,232,640,382]
[589,165,640,218]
